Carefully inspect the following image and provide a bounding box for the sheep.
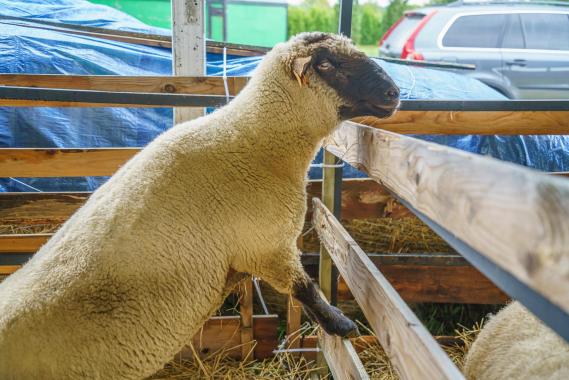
[0,32,400,380]
[464,301,569,380]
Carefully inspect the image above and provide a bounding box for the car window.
[383,14,424,52]
[442,14,506,48]
[521,13,569,51]
[502,14,524,49]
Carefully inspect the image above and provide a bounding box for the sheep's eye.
[317,60,334,71]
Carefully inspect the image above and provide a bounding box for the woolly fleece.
[464,301,569,380]
[0,33,375,379]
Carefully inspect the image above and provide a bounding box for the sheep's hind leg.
[259,251,358,338]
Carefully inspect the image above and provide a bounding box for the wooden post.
[172,0,206,123]
[286,296,303,351]
[239,278,254,361]
[319,151,342,303]
[317,151,343,377]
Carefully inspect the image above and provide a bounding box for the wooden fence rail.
[325,120,569,342]
[313,198,464,380]
[2,75,569,134]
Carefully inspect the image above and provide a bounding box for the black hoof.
[319,306,360,338]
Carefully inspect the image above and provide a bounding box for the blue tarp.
[1,0,568,192]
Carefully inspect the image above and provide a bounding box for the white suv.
[378,1,569,99]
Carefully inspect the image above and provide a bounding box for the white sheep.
[464,301,569,380]
[0,32,400,379]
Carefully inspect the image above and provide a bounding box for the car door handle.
[506,59,527,67]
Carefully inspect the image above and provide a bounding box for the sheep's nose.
[386,88,399,100]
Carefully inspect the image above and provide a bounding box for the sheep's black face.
[312,47,400,120]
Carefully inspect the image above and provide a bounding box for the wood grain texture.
[319,331,369,380]
[301,253,506,304]
[286,296,303,349]
[239,279,255,361]
[0,148,139,177]
[0,248,507,305]
[0,192,89,225]
[171,0,206,122]
[0,265,20,275]
[313,198,464,380]
[352,110,569,135]
[337,262,508,304]
[2,18,265,56]
[0,75,248,96]
[306,178,410,221]
[181,315,278,360]
[0,234,50,253]
[326,121,569,317]
[0,179,398,229]
[319,151,339,301]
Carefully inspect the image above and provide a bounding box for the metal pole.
[338,0,353,37]
[321,0,353,306]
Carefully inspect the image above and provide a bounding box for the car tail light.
[400,11,437,60]
[378,15,404,47]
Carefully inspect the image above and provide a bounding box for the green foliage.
[428,0,455,5]
[378,0,409,39]
[359,3,383,45]
[288,2,337,38]
[287,0,384,46]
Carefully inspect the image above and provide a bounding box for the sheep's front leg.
[258,250,358,338]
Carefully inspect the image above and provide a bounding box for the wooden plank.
[181,314,278,360]
[0,179,394,229]
[0,192,89,225]
[0,234,50,253]
[314,286,368,380]
[301,253,507,305]
[319,331,369,380]
[286,296,303,350]
[172,0,206,122]
[0,249,507,304]
[0,16,267,56]
[313,198,464,380]
[0,75,248,96]
[239,278,254,361]
[306,178,410,221]
[353,110,569,135]
[326,121,569,334]
[5,21,171,48]
[0,86,227,108]
[251,314,279,359]
[319,152,339,301]
[301,334,463,362]
[0,148,139,177]
[337,262,508,304]
[0,265,20,275]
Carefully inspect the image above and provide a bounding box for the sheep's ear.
[292,56,312,87]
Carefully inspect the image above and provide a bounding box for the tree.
[428,0,455,5]
[379,0,409,39]
[359,3,382,45]
[287,0,385,46]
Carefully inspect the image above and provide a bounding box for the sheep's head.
[278,32,400,121]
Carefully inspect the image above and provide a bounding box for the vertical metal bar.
[222,0,228,42]
[317,3,353,375]
[338,0,353,37]
[319,0,352,306]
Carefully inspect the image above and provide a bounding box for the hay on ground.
[149,323,482,379]
[302,217,452,254]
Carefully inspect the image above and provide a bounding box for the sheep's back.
[464,302,569,380]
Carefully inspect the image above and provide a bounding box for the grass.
[357,44,380,57]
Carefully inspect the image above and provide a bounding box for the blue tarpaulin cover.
[1,0,568,192]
